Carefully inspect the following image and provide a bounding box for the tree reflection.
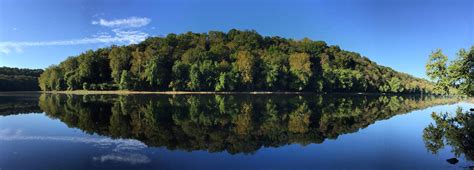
[0,95,41,116]
[423,107,473,161]
[36,94,461,154]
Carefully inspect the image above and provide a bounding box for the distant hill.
[0,67,43,91]
[38,29,434,93]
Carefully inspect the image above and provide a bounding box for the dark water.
[0,93,472,170]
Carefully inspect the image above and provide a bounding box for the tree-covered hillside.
[0,67,43,91]
[39,29,434,93]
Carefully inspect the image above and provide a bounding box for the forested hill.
[39,29,434,93]
[0,67,43,91]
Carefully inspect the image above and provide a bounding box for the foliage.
[0,67,43,91]
[426,49,450,94]
[119,70,132,90]
[426,48,474,96]
[38,29,434,93]
[234,50,256,88]
[289,53,312,91]
[109,46,131,83]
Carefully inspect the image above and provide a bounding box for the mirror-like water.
[0,93,472,169]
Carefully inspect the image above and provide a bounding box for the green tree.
[109,47,131,84]
[426,49,450,94]
[448,48,472,96]
[77,50,111,85]
[144,55,169,89]
[169,61,190,91]
[36,29,437,94]
[60,57,80,90]
[188,64,203,91]
[40,66,64,91]
[38,67,52,91]
[215,71,237,91]
[389,77,403,93]
[469,48,474,96]
[119,70,132,90]
[261,48,289,90]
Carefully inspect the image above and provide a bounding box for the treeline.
[39,94,460,154]
[426,48,474,96]
[0,67,43,91]
[39,29,434,93]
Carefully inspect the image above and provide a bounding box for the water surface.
[0,93,472,169]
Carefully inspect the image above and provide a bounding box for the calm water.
[0,93,472,170]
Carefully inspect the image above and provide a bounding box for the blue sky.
[0,0,472,78]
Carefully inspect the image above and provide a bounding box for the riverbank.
[0,90,467,97]
[44,90,318,95]
[40,90,442,96]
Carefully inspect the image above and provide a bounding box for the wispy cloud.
[0,16,152,54]
[92,17,151,28]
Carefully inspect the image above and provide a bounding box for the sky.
[0,0,472,78]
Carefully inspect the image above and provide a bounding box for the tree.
[389,77,403,93]
[0,67,43,91]
[425,47,474,96]
[65,72,81,90]
[426,49,450,94]
[214,60,237,91]
[39,66,64,91]
[119,70,132,90]
[234,51,256,88]
[215,71,238,91]
[131,47,155,82]
[448,48,472,96]
[77,50,111,86]
[60,57,80,90]
[144,55,169,89]
[109,47,131,84]
[261,48,289,90]
[289,52,312,91]
[330,69,363,92]
[36,29,436,94]
[169,61,190,91]
[469,48,474,96]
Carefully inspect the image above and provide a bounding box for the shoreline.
[0,91,470,102]
[0,90,462,97]
[36,90,441,96]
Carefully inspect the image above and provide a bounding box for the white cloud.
[0,32,148,54]
[92,17,151,28]
[0,16,152,54]
[0,46,12,54]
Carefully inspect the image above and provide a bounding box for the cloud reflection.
[93,153,151,164]
[0,129,151,165]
